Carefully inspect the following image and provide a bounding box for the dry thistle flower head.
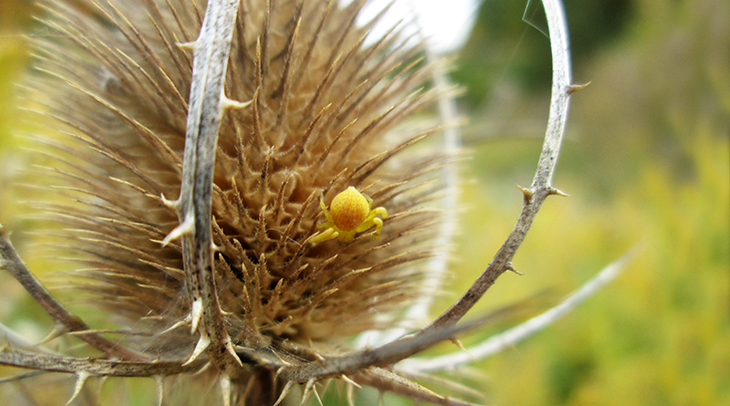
[16,0,456,404]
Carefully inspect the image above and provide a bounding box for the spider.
[310,186,387,243]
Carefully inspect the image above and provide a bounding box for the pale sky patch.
[344,0,480,53]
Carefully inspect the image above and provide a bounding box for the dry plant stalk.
[0,0,608,405]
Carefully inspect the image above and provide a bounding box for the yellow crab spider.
[310,186,387,243]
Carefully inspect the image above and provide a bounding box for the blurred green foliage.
[445,0,729,405]
[0,0,728,405]
[453,0,633,106]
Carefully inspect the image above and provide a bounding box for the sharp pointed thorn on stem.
[66,372,90,405]
[347,381,356,406]
[300,379,316,406]
[154,375,164,406]
[176,41,197,51]
[191,361,213,377]
[274,367,284,382]
[314,352,325,361]
[272,381,295,406]
[211,241,224,252]
[221,96,253,111]
[218,305,233,316]
[161,215,194,247]
[183,333,211,366]
[567,81,591,95]
[517,184,533,202]
[37,324,66,345]
[160,317,190,335]
[160,193,181,211]
[548,187,570,197]
[271,349,293,366]
[220,375,232,406]
[507,263,523,276]
[450,338,472,357]
[341,375,362,389]
[190,299,203,333]
[313,385,324,406]
[160,314,190,334]
[225,340,243,367]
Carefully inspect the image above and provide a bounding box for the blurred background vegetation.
[1,0,728,405]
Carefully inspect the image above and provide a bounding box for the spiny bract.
[25,0,449,404]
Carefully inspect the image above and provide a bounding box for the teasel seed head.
[24,0,453,402]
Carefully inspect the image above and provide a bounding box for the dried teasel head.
[21,0,456,403]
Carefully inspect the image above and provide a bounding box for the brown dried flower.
[14,0,450,403]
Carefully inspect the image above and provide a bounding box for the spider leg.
[370,207,387,220]
[370,217,383,239]
[356,207,387,232]
[354,211,385,240]
[311,227,339,243]
[320,197,334,224]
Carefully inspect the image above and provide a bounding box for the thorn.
[224,339,243,367]
[272,381,294,406]
[300,379,316,406]
[314,352,325,361]
[274,367,284,382]
[66,371,90,405]
[270,348,293,366]
[191,361,213,377]
[517,184,533,202]
[183,333,211,366]
[506,263,523,276]
[160,315,191,335]
[37,324,66,345]
[567,81,591,95]
[450,338,473,358]
[346,381,355,406]
[176,41,197,51]
[190,299,203,334]
[160,193,180,211]
[161,214,194,247]
[221,95,253,110]
[341,375,362,389]
[220,375,232,406]
[548,187,570,197]
[154,375,164,406]
[313,384,324,406]
[211,241,224,252]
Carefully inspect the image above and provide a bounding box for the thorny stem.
[422,0,574,332]
[353,369,481,406]
[275,301,526,383]
[0,224,144,361]
[168,0,253,374]
[0,349,202,377]
[397,251,634,372]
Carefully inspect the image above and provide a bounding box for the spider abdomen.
[331,187,371,231]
